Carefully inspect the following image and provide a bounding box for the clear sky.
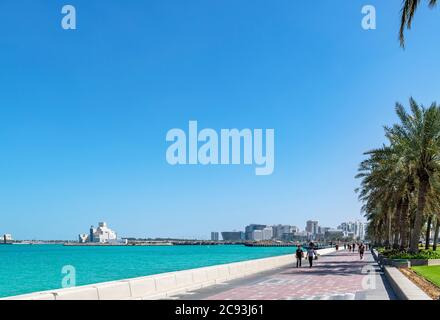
[1,0,440,240]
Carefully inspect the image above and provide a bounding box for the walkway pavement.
[168,250,396,300]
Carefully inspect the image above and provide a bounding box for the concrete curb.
[383,266,432,300]
[2,247,336,300]
[372,248,432,300]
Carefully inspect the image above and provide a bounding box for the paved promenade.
[169,250,396,300]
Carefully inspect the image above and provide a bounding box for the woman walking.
[306,243,317,268]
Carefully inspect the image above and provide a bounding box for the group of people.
[295,242,317,268]
[294,241,369,269]
[343,242,369,252]
[344,242,367,260]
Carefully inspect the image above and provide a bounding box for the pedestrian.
[306,242,317,268]
[348,244,351,251]
[295,245,304,268]
[359,243,365,260]
[344,243,346,250]
[352,243,356,252]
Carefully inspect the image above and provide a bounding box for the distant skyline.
[5,217,367,241]
[1,1,440,240]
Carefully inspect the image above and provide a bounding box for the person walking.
[295,245,304,268]
[306,243,317,268]
[359,243,365,260]
[352,243,356,252]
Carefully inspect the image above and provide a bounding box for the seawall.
[2,247,336,300]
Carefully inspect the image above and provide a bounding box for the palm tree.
[400,0,437,47]
[390,100,440,252]
[357,99,440,253]
[356,145,409,248]
[370,99,440,252]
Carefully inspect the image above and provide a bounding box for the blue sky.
[1,0,440,240]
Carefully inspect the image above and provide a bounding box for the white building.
[91,222,117,243]
[338,220,365,240]
[251,230,263,241]
[262,227,274,240]
[79,222,118,243]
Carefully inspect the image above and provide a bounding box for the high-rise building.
[245,224,266,240]
[273,225,289,239]
[306,220,319,235]
[262,227,274,240]
[221,231,245,241]
[211,232,219,241]
[251,230,263,241]
[89,226,94,243]
[272,225,299,240]
[356,221,365,240]
[337,220,366,240]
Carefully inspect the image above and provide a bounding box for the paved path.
[169,250,396,300]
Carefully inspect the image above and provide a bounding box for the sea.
[0,244,296,298]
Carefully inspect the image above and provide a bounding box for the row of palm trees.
[356,99,440,253]
[355,3,438,253]
[354,2,439,252]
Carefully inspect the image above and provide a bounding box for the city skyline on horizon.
[1,1,440,240]
[2,217,367,241]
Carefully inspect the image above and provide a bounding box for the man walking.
[359,243,365,260]
[295,245,304,268]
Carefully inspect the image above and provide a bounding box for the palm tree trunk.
[433,217,440,251]
[393,200,403,249]
[410,177,429,253]
[425,215,433,250]
[400,197,410,250]
[385,211,392,248]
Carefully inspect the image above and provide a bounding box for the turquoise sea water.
[0,244,296,298]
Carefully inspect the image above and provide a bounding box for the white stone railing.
[2,247,336,300]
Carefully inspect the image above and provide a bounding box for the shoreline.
[1,247,337,300]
